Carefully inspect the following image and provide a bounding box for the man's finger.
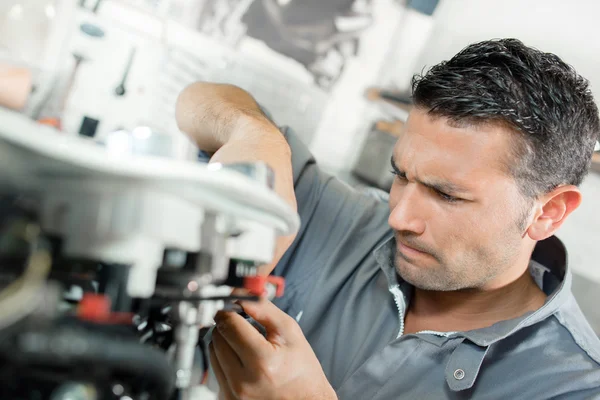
[209,342,236,400]
[238,298,299,343]
[212,328,244,379]
[214,310,271,365]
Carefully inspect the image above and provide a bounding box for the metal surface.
[0,107,300,236]
[98,126,183,159]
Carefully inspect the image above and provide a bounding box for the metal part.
[92,0,104,13]
[174,301,199,390]
[199,213,230,283]
[0,107,299,397]
[50,382,96,400]
[80,23,105,38]
[221,162,275,189]
[0,224,52,331]
[98,126,181,159]
[112,384,124,396]
[62,53,87,115]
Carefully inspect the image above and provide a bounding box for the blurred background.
[1,0,599,353]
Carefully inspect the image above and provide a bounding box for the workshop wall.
[314,0,600,174]
[9,0,598,169]
[51,0,406,163]
[418,0,600,100]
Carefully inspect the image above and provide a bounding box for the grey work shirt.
[273,127,600,399]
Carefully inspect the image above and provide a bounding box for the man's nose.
[388,184,426,235]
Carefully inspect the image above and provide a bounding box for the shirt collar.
[373,235,571,346]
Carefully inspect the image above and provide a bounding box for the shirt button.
[453,369,465,380]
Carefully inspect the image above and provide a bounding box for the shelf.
[591,152,600,174]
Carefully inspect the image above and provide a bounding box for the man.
[176,39,600,399]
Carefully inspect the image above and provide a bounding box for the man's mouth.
[396,238,430,259]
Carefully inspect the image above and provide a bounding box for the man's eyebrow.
[390,156,403,175]
[390,156,469,194]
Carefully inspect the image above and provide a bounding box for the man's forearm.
[175,82,297,273]
[176,82,270,151]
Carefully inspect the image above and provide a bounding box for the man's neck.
[404,269,547,334]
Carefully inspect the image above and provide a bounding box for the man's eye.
[390,170,407,180]
[436,190,460,203]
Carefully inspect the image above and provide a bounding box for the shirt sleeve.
[273,125,391,317]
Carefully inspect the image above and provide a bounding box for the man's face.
[388,109,531,291]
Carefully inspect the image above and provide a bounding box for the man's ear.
[527,185,582,241]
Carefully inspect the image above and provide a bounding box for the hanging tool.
[114,47,137,97]
[37,53,87,129]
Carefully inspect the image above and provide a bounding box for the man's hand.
[210,299,337,400]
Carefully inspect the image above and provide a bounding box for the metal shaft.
[174,301,199,389]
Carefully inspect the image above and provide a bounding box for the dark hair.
[412,38,600,198]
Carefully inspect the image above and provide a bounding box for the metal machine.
[0,107,299,399]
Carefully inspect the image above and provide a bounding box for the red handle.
[78,293,133,324]
[244,276,285,298]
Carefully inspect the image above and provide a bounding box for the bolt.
[187,281,199,292]
[112,384,124,396]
